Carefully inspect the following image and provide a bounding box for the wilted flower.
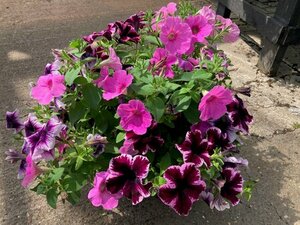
[21,155,42,188]
[5,149,25,163]
[6,110,24,133]
[227,95,253,134]
[88,171,122,210]
[160,17,192,54]
[149,48,177,78]
[198,85,232,121]
[106,154,151,205]
[199,5,216,24]
[117,100,152,135]
[31,74,66,105]
[223,156,248,168]
[86,134,108,158]
[158,163,206,216]
[44,60,62,75]
[216,16,240,43]
[176,130,211,167]
[102,70,133,100]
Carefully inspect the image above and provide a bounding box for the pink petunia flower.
[178,56,199,72]
[199,6,216,24]
[99,47,122,71]
[94,67,110,88]
[185,15,213,43]
[21,155,42,188]
[198,85,233,121]
[216,16,240,43]
[102,70,133,100]
[149,48,177,78]
[31,74,66,105]
[160,17,192,54]
[88,171,122,210]
[117,100,152,135]
[152,2,177,31]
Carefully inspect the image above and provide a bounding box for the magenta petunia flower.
[106,154,152,205]
[198,85,233,121]
[88,171,122,210]
[218,167,243,206]
[216,16,240,43]
[117,100,152,135]
[94,67,110,88]
[185,15,213,43]
[152,2,177,31]
[199,5,216,24]
[102,70,133,100]
[176,130,211,167]
[149,48,177,78]
[160,17,192,54]
[21,155,42,188]
[158,163,206,216]
[6,110,24,133]
[99,47,122,71]
[26,117,64,162]
[31,73,66,105]
[178,57,199,72]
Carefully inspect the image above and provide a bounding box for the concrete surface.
[0,0,300,225]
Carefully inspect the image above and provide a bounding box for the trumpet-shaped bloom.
[106,154,151,205]
[117,100,152,135]
[6,110,24,133]
[88,171,122,210]
[158,163,206,216]
[199,85,232,121]
[185,15,213,43]
[99,47,122,71]
[206,127,235,152]
[152,2,177,31]
[149,48,177,78]
[21,155,42,188]
[24,113,43,137]
[217,16,240,43]
[114,21,140,43]
[176,130,211,167]
[160,17,192,54]
[102,70,133,100]
[31,74,66,105]
[199,6,216,24]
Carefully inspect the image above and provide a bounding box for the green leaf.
[73,76,88,85]
[75,156,84,170]
[116,132,125,143]
[50,168,65,183]
[65,67,81,86]
[82,83,102,110]
[146,97,165,122]
[160,152,171,174]
[69,101,86,125]
[143,35,161,46]
[175,96,191,112]
[46,189,58,209]
[183,101,199,124]
[67,191,81,205]
[130,83,156,96]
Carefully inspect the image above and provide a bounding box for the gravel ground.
[0,1,300,224]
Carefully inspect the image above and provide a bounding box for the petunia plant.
[5,1,256,216]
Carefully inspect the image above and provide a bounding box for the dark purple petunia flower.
[86,134,108,158]
[191,120,212,135]
[125,13,145,32]
[212,115,237,143]
[206,127,235,153]
[18,159,27,179]
[120,123,164,155]
[227,95,253,134]
[176,130,211,167]
[83,32,102,43]
[223,156,248,169]
[114,21,141,43]
[217,167,243,206]
[24,113,43,137]
[26,117,64,162]
[6,110,24,133]
[106,154,151,205]
[5,149,25,163]
[158,163,206,216]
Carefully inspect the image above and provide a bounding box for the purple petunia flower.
[114,21,140,43]
[24,113,43,137]
[125,13,145,32]
[120,123,164,155]
[5,149,25,163]
[191,120,212,134]
[223,156,248,169]
[227,95,253,134]
[212,115,237,143]
[206,127,235,153]
[26,117,64,162]
[158,163,206,216]
[217,167,243,206]
[86,134,108,158]
[176,130,211,167]
[106,154,152,205]
[6,110,24,133]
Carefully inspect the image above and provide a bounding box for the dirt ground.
[0,1,299,224]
